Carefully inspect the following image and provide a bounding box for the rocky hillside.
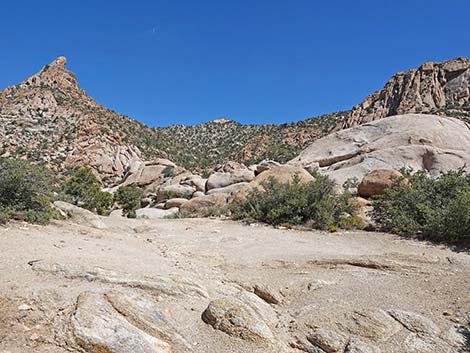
[1,56,469,178]
[0,57,165,184]
[152,56,470,169]
[344,57,470,127]
[152,112,348,170]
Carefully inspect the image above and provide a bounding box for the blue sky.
[1,1,469,127]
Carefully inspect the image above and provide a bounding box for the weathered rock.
[156,184,195,202]
[104,291,192,351]
[306,328,348,353]
[214,161,247,173]
[122,163,167,187]
[358,169,404,197]
[53,201,107,229]
[180,193,229,212]
[72,292,174,353]
[342,309,402,341]
[207,182,250,195]
[345,336,381,353]
[344,57,470,128]
[136,208,179,219]
[256,160,281,174]
[206,169,255,190]
[387,310,440,336]
[290,114,470,186]
[30,261,208,298]
[201,297,274,343]
[192,191,205,198]
[164,198,188,209]
[180,175,207,192]
[253,284,282,305]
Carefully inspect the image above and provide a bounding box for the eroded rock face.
[30,260,209,298]
[72,292,174,353]
[344,57,470,127]
[290,114,470,186]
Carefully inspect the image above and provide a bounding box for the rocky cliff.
[344,57,470,127]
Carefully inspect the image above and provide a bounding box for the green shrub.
[114,185,142,218]
[162,166,176,178]
[63,168,113,215]
[0,158,60,224]
[231,174,355,230]
[372,168,470,242]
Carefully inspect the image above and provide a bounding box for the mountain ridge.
[0,56,469,182]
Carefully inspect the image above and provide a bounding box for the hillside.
[0,57,165,184]
[0,56,469,177]
[152,112,348,170]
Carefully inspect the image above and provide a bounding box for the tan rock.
[206,169,255,190]
[180,193,229,212]
[357,169,404,197]
[164,198,188,209]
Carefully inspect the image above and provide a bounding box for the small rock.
[18,304,32,311]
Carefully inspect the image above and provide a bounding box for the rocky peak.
[19,56,80,92]
[343,57,470,127]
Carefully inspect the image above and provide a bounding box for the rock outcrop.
[290,114,470,186]
[0,56,164,185]
[344,57,470,128]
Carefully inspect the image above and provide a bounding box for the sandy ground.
[1,217,470,352]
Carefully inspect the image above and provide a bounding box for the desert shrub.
[372,168,470,242]
[0,158,60,224]
[63,168,113,215]
[162,166,176,178]
[231,174,355,230]
[114,185,142,218]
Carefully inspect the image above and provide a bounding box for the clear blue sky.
[1,1,469,127]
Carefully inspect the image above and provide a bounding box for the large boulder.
[289,114,470,186]
[179,193,229,212]
[201,296,274,344]
[207,182,250,195]
[164,198,189,209]
[136,208,179,219]
[71,291,193,353]
[53,201,107,229]
[206,169,255,190]
[357,169,405,197]
[156,184,195,202]
[180,175,207,192]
